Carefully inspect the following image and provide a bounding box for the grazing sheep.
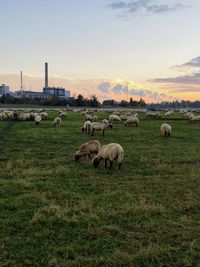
[124,116,139,127]
[84,114,93,122]
[40,112,48,119]
[59,112,67,119]
[190,115,200,123]
[109,114,121,123]
[120,114,128,121]
[91,122,112,136]
[82,120,92,134]
[164,110,173,116]
[75,140,101,161]
[93,115,98,122]
[146,111,161,119]
[35,115,42,126]
[102,119,109,125]
[53,117,62,128]
[161,123,172,137]
[92,143,124,170]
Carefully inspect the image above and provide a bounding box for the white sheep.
[40,112,48,119]
[102,119,109,125]
[93,115,98,122]
[190,115,200,123]
[146,111,161,119]
[84,114,93,121]
[82,120,92,134]
[75,140,101,161]
[53,117,62,128]
[35,115,42,126]
[59,112,67,119]
[109,114,121,123]
[161,123,172,137]
[92,143,124,170]
[164,110,173,116]
[124,116,139,127]
[91,122,112,136]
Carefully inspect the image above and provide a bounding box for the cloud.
[97,82,111,93]
[97,81,175,102]
[112,84,123,94]
[107,0,190,18]
[150,72,200,85]
[173,56,200,70]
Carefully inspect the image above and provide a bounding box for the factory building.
[16,90,50,99]
[0,84,10,96]
[43,62,71,98]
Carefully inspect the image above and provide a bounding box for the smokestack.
[45,62,48,88]
[20,70,23,91]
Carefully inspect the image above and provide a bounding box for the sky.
[1,0,200,103]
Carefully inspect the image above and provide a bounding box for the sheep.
[53,117,62,128]
[59,112,67,119]
[146,111,161,119]
[120,114,128,121]
[109,114,121,123]
[102,119,109,125]
[82,120,92,134]
[75,140,101,161]
[84,114,93,122]
[161,123,172,137]
[35,115,42,126]
[164,110,174,116]
[91,122,112,136]
[124,116,139,127]
[190,115,200,123]
[92,143,124,170]
[40,112,48,119]
[93,115,98,122]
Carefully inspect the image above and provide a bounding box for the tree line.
[0,94,200,109]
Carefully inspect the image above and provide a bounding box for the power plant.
[15,63,71,99]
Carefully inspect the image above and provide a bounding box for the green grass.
[1,111,200,266]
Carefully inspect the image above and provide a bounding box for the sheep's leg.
[109,160,113,170]
[105,159,108,168]
[119,162,122,170]
[102,129,105,136]
[91,129,94,136]
[88,154,92,160]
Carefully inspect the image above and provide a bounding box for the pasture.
[1,111,200,266]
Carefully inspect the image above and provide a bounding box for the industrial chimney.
[20,70,23,92]
[45,62,48,88]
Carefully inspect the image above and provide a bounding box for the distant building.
[15,88,71,99]
[43,87,70,98]
[0,84,10,96]
[16,90,50,99]
[65,90,71,98]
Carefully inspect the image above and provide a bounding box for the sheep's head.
[75,151,81,161]
[108,124,113,128]
[93,157,100,168]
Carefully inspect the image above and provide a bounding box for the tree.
[76,94,85,106]
[138,98,146,107]
[129,97,138,107]
[89,95,100,107]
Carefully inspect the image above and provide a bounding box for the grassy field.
[1,111,200,266]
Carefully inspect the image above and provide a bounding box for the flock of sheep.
[74,109,175,169]
[1,107,199,169]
